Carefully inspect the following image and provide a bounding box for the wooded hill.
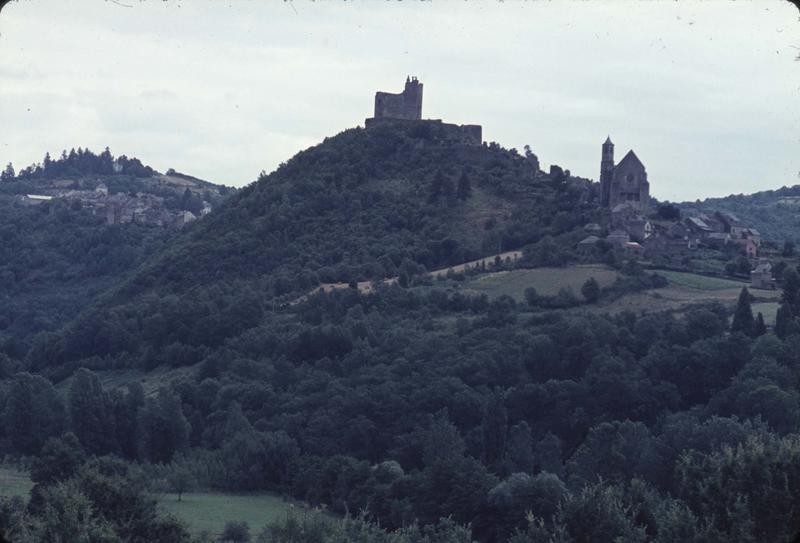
[3,128,800,542]
[678,184,800,244]
[41,121,598,373]
[0,149,232,357]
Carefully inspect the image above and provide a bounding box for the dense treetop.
[2,125,800,542]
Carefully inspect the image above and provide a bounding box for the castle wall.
[374,78,423,120]
[364,118,482,146]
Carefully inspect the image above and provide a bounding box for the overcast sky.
[0,1,798,201]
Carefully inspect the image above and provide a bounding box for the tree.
[504,421,534,474]
[482,390,508,472]
[68,368,117,455]
[731,287,754,336]
[782,240,795,257]
[1,162,14,182]
[4,373,67,455]
[781,266,800,313]
[656,203,681,220]
[137,388,190,463]
[166,466,196,502]
[524,144,540,172]
[112,382,145,460]
[754,312,767,337]
[42,152,53,177]
[26,481,119,543]
[456,170,472,200]
[221,521,251,543]
[524,287,539,307]
[775,303,797,339]
[581,277,601,303]
[421,410,465,467]
[30,433,86,486]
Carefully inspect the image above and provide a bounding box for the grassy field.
[158,492,322,537]
[752,302,780,326]
[0,467,33,498]
[590,269,781,317]
[654,270,747,290]
[460,265,619,300]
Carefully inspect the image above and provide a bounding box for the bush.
[221,521,251,543]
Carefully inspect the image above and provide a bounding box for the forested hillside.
[679,184,800,244]
[41,122,598,373]
[0,148,233,356]
[3,127,800,542]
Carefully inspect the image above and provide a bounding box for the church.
[599,137,650,210]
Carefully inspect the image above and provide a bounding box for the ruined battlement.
[364,117,482,146]
[374,76,423,120]
[366,77,482,145]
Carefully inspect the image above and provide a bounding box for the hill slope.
[42,121,597,371]
[678,185,800,244]
[0,149,233,357]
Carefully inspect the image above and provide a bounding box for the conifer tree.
[731,287,754,336]
[505,421,534,475]
[482,389,508,472]
[781,267,800,313]
[581,277,601,303]
[775,303,796,339]
[0,162,14,182]
[754,312,767,337]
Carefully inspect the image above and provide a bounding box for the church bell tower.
[600,136,615,207]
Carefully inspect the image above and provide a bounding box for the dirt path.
[293,250,522,303]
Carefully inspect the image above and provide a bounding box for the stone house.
[606,230,631,248]
[578,235,600,253]
[715,211,747,239]
[583,223,602,235]
[750,260,775,289]
[704,232,731,249]
[733,237,758,259]
[685,216,714,238]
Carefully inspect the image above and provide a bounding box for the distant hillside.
[42,121,599,371]
[0,148,235,356]
[678,185,800,244]
[2,147,234,211]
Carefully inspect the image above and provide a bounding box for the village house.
[578,235,600,253]
[750,259,775,289]
[685,216,714,238]
[21,194,53,205]
[583,223,602,235]
[606,230,631,248]
[715,211,747,239]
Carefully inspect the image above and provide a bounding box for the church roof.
[604,135,613,145]
[616,150,644,169]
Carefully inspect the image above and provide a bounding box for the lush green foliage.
[7,147,154,181]
[3,128,800,542]
[679,184,800,244]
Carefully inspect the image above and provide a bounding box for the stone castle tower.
[374,76,423,120]
[364,77,482,145]
[600,136,615,206]
[599,136,650,210]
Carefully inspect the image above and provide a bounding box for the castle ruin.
[365,76,482,146]
[374,76,423,120]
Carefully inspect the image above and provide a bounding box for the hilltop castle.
[599,136,650,210]
[374,76,423,120]
[365,76,482,145]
